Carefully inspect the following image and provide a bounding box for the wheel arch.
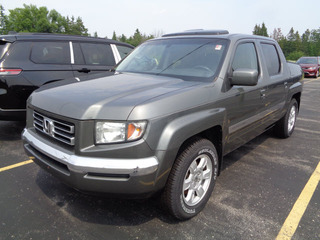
[292,92,301,111]
[175,125,223,175]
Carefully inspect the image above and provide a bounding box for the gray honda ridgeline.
[23,30,303,220]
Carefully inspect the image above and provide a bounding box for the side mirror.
[230,69,258,86]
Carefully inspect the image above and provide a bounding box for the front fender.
[156,107,226,151]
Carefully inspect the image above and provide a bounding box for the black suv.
[0,33,133,120]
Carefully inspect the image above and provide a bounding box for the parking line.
[276,161,320,240]
[0,158,34,173]
[304,78,319,84]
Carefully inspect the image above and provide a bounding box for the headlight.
[309,67,316,70]
[95,121,147,144]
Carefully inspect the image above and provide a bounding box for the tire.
[274,99,298,138]
[314,71,319,78]
[161,138,218,220]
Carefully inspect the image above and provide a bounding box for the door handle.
[78,68,91,73]
[260,89,267,99]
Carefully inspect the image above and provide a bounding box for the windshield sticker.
[215,45,222,50]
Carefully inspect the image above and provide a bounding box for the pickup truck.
[22,30,303,220]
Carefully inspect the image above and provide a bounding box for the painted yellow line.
[0,158,34,173]
[276,161,320,240]
[304,78,319,84]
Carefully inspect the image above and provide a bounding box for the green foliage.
[0,4,7,34]
[253,22,268,37]
[64,16,88,36]
[1,4,88,36]
[287,51,305,61]
[112,29,154,46]
[112,31,117,40]
[254,23,320,61]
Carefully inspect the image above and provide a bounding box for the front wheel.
[162,138,218,220]
[274,99,298,138]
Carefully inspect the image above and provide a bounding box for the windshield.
[297,57,318,64]
[116,38,228,80]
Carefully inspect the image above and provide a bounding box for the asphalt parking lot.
[0,77,319,240]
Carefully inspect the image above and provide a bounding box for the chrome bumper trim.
[22,128,159,176]
[0,108,26,112]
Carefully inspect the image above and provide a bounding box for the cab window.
[261,43,281,76]
[232,42,258,71]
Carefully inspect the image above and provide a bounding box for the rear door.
[24,41,74,86]
[259,41,288,124]
[72,42,116,77]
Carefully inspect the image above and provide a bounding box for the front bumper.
[22,128,160,196]
[302,69,317,76]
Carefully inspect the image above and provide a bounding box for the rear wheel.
[162,138,218,220]
[274,99,298,138]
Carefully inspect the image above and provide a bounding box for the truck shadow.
[35,169,180,225]
[35,129,276,226]
[0,121,25,141]
[221,128,274,171]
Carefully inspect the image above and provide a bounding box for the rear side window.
[261,43,281,76]
[31,42,70,64]
[0,41,10,59]
[116,45,133,58]
[232,43,258,71]
[79,43,115,66]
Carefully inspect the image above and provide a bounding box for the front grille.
[33,111,75,146]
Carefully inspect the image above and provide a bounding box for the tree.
[64,16,88,36]
[113,29,154,46]
[310,29,320,55]
[6,4,52,33]
[253,22,268,37]
[271,28,284,42]
[112,31,117,40]
[252,23,320,60]
[301,29,311,56]
[128,29,143,46]
[119,34,127,43]
[4,4,88,36]
[0,4,7,34]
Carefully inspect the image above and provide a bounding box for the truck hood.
[29,73,201,120]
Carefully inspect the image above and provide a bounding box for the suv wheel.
[162,138,218,220]
[275,99,298,138]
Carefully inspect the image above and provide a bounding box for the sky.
[2,0,319,39]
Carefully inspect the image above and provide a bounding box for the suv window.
[31,42,70,64]
[79,43,115,66]
[0,41,10,59]
[116,45,133,58]
[232,43,258,71]
[261,43,280,76]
